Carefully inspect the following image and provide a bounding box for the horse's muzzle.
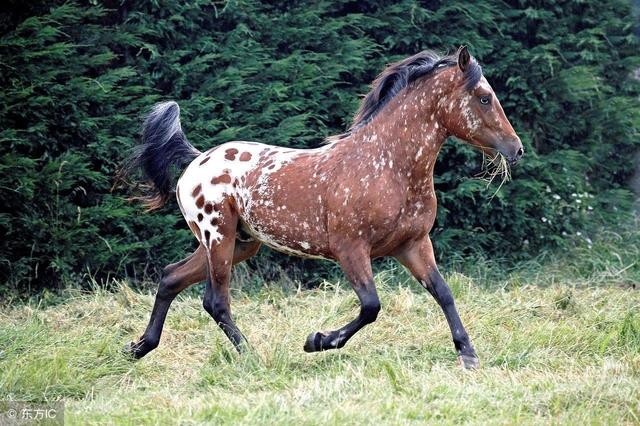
[508,146,524,165]
[498,137,524,166]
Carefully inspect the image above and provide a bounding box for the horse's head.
[440,47,523,165]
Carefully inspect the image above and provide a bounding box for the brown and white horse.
[123,47,523,369]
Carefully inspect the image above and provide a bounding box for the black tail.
[119,101,201,210]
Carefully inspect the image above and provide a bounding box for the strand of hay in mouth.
[476,152,511,199]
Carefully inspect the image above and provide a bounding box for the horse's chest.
[378,197,437,243]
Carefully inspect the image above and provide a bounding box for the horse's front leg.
[395,236,479,369]
[303,241,381,352]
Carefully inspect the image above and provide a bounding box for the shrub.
[1,0,638,290]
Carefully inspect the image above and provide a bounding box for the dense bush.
[1,0,638,290]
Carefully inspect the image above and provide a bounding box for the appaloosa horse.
[123,47,523,369]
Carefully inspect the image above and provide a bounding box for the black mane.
[349,50,482,133]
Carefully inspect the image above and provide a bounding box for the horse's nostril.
[516,147,524,158]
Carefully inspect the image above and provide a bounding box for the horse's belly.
[236,151,332,260]
[240,210,332,260]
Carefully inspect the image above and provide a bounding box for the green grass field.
[1,224,639,425]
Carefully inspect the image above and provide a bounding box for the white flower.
[541,217,548,223]
[552,194,561,200]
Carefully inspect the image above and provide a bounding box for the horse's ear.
[458,46,471,72]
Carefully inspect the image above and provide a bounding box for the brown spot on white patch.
[211,174,232,185]
[211,218,219,226]
[195,195,205,209]
[204,203,213,214]
[239,152,252,161]
[225,148,239,160]
[192,184,202,198]
[199,156,210,166]
[197,213,204,222]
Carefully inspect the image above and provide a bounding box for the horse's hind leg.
[125,246,207,359]
[126,223,258,358]
[233,240,261,265]
[304,242,381,352]
[201,208,248,351]
[162,248,200,275]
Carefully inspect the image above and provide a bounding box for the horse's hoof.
[303,331,326,353]
[123,341,145,359]
[457,354,480,370]
[123,341,137,356]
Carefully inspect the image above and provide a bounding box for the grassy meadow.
[1,222,639,425]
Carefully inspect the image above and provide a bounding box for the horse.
[121,47,523,369]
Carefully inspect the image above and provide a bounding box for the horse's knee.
[361,299,381,324]
[212,303,230,323]
[203,296,229,323]
[202,296,214,317]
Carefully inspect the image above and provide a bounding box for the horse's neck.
[341,83,448,196]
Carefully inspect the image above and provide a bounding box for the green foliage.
[0,0,638,290]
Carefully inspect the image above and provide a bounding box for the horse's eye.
[479,95,491,105]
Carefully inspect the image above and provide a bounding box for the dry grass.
[477,151,511,197]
